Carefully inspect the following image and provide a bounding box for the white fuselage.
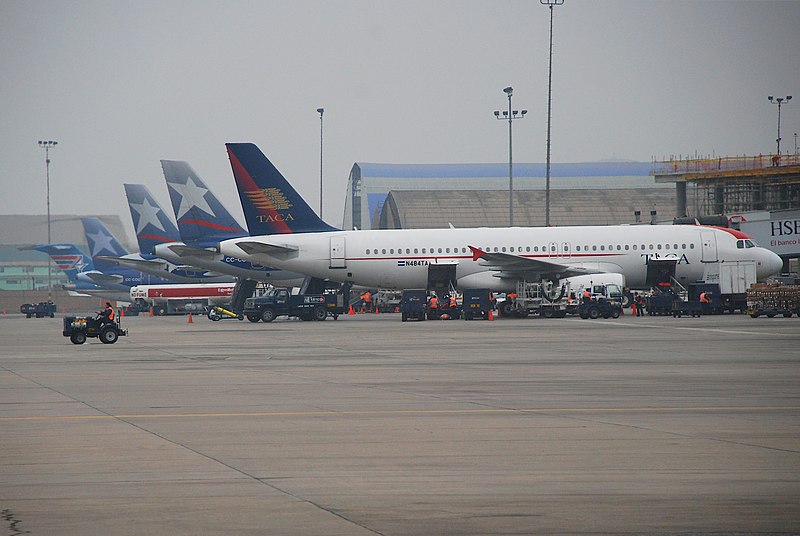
[219,225,783,292]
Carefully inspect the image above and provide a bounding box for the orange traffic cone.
[348,305,355,315]
[487,309,494,321]
[120,308,125,318]
[149,307,154,317]
[374,306,379,314]
[188,312,193,323]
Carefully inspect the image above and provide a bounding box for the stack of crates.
[746,283,800,317]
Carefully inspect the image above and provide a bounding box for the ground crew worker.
[636,294,646,316]
[363,291,372,312]
[428,294,439,318]
[582,288,592,303]
[99,302,115,326]
[449,295,457,308]
[699,291,709,303]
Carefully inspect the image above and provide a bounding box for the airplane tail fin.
[30,244,94,282]
[161,160,247,245]
[226,142,339,235]
[124,184,181,255]
[81,217,130,259]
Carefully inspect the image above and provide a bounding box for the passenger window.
[526,246,531,252]
[381,249,386,254]
[414,248,418,254]
[625,245,629,250]
[616,245,621,251]
[633,245,637,250]
[501,247,506,252]
[690,243,695,249]
[657,244,662,250]
[665,244,670,250]
[592,245,597,251]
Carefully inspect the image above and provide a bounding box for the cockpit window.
[738,239,757,249]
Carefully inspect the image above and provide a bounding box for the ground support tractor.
[62,315,127,345]
[20,301,57,318]
[577,298,622,319]
[746,283,800,318]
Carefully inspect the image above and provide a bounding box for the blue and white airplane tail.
[161,160,247,246]
[226,142,339,235]
[124,184,181,255]
[81,217,130,260]
[31,244,94,283]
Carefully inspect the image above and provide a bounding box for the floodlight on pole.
[38,140,58,299]
[317,108,324,218]
[541,0,564,227]
[767,95,792,155]
[494,87,527,226]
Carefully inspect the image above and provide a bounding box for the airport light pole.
[495,87,527,226]
[541,0,564,227]
[317,107,324,218]
[38,140,58,300]
[767,95,792,155]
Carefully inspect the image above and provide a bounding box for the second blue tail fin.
[226,142,339,235]
[32,244,94,282]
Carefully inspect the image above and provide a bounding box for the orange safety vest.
[429,297,439,308]
[106,307,115,321]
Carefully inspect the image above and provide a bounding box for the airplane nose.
[763,250,784,279]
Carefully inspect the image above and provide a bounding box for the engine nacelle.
[456,271,515,292]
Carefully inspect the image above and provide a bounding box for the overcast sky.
[2,0,798,242]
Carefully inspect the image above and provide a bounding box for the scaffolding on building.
[653,154,800,217]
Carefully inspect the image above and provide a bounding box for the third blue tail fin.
[124,184,181,255]
[226,142,339,235]
[161,160,247,246]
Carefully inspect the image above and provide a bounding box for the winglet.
[468,245,486,261]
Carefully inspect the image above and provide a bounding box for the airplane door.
[700,231,718,263]
[329,236,346,269]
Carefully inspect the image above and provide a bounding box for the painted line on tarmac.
[674,326,797,336]
[3,405,799,422]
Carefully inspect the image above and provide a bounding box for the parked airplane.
[95,184,233,283]
[153,160,304,285]
[219,143,784,292]
[77,216,176,291]
[28,243,132,302]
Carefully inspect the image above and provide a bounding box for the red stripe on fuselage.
[227,149,293,234]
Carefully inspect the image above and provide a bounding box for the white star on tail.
[130,197,165,234]
[169,175,214,220]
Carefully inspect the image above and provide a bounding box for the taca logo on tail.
[226,142,338,235]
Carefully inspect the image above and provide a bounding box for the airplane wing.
[167,244,219,258]
[83,272,125,285]
[468,245,604,281]
[235,241,299,256]
[95,256,169,271]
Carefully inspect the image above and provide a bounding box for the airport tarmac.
[1,312,799,535]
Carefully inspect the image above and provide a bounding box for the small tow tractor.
[207,306,244,321]
[63,314,127,345]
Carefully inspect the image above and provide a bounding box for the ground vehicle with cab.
[243,284,350,322]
